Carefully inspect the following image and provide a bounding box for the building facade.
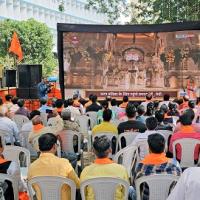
[0,0,108,50]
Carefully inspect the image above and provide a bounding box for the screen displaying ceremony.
[63,30,200,98]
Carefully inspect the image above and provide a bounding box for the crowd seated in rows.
[1,92,200,200]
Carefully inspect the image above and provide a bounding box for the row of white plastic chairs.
[1,125,200,170]
[1,173,179,200]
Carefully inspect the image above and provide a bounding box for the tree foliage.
[86,0,200,24]
[85,0,128,24]
[0,19,57,75]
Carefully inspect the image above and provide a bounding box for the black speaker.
[17,64,42,99]
[17,64,42,88]
[5,70,16,87]
[16,88,38,99]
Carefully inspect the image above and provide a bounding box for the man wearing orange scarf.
[28,114,63,152]
[80,135,129,200]
[134,134,181,200]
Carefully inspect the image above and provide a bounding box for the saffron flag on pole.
[9,32,23,62]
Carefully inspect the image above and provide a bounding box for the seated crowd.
[0,93,200,199]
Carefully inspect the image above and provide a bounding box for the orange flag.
[9,32,23,62]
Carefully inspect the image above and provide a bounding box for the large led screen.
[58,23,200,99]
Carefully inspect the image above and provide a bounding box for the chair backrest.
[172,116,179,125]
[59,130,81,153]
[0,173,19,200]
[173,138,200,167]
[80,177,129,200]
[117,132,139,150]
[76,115,90,137]
[3,145,31,167]
[28,176,76,200]
[136,139,150,161]
[40,113,48,126]
[86,112,98,128]
[0,129,14,145]
[12,114,29,130]
[113,145,138,177]
[157,130,172,144]
[92,132,118,142]
[31,135,61,157]
[19,131,38,157]
[92,132,118,157]
[136,174,179,200]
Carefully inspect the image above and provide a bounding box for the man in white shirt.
[0,111,19,144]
[63,98,81,119]
[158,94,171,109]
[167,167,200,200]
[140,93,153,112]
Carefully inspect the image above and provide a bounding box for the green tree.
[0,19,57,75]
[86,0,200,24]
[85,0,128,24]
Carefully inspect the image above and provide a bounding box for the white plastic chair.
[136,139,150,161]
[40,112,48,126]
[172,138,200,168]
[116,132,139,151]
[113,145,138,178]
[3,145,30,167]
[0,129,14,145]
[92,132,118,142]
[0,173,19,200]
[136,174,179,200]
[30,135,61,157]
[12,114,29,130]
[19,131,38,157]
[58,130,81,154]
[86,111,98,128]
[92,132,118,156]
[76,115,90,138]
[80,177,129,200]
[157,130,172,144]
[28,176,76,200]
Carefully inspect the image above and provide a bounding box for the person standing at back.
[37,77,50,99]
